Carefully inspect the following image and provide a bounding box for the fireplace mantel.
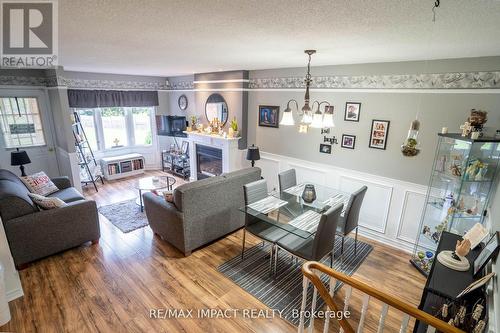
[184,132,242,181]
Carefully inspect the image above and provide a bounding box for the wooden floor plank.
[0,170,426,332]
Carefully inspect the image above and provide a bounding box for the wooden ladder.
[299,261,464,333]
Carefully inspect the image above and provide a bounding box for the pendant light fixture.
[280,50,334,132]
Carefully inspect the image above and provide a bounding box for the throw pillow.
[21,171,59,196]
[28,193,67,210]
[162,191,175,203]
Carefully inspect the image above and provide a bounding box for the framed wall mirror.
[205,93,228,125]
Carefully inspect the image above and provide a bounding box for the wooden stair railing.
[300,261,464,333]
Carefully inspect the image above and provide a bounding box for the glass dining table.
[239,182,352,239]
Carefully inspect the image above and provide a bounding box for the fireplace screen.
[196,145,222,179]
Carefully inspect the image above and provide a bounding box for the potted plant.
[228,117,238,138]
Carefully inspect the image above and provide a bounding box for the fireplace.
[196,145,223,179]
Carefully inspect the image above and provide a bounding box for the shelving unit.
[72,112,104,191]
[410,133,500,276]
[100,153,145,180]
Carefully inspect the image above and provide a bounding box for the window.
[0,97,46,148]
[101,107,129,149]
[132,107,153,145]
[74,106,154,151]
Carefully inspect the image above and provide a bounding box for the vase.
[228,128,234,138]
[301,184,317,203]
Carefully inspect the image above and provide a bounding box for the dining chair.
[273,203,344,276]
[278,169,297,192]
[242,179,289,273]
[336,186,367,258]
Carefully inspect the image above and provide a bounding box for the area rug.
[218,237,372,326]
[98,199,148,233]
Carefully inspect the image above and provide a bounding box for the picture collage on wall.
[258,102,391,153]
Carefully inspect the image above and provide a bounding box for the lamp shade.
[322,113,335,128]
[301,112,313,124]
[246,144,260,161]
[310,111,324,128]
[11,150,31,166]
[279,110,295,126]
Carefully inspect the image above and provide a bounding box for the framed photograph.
[474,231,500,276]
[341,134,356,149]
[258,105,280,128]
[319,144,332,154]
[369,119,390,150]
[344,102,361,122]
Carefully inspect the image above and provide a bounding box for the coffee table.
[134,176,176,212]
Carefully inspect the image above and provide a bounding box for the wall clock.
[178,94,188,111]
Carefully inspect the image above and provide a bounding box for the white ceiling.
[59,0,500,77]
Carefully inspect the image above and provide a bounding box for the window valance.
[67,89,159,108]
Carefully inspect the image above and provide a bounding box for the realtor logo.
[1,0,58,68]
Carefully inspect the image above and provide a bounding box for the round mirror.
[205,93,228,125]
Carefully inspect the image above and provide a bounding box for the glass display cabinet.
[410,133,500,276]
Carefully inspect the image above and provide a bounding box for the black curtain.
[67,89,159,108]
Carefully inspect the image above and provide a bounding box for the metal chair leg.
[269,244,275,276]
[273,246,279,277]
[241,228,246,260]
[341,236,345,255]
[330,252,333,268]
[355,227,358,255]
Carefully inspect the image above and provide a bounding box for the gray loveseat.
[0,169,100,269]
[144,167,261,256]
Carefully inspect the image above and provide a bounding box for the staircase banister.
[302,261,464,333]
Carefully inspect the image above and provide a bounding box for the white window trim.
[74,106,156,153]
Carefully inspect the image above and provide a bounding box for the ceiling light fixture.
[280,50,334,131]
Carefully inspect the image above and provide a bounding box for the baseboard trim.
[6,288,23,302]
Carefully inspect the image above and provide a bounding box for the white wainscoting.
[256,151,428,253]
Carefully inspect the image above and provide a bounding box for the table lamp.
[11,148,31,177]
[246,144,260,167]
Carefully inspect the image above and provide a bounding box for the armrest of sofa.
[4,199,100,266]
[143,192,188,253]
[51,176,72,190]
[143,192,183,223]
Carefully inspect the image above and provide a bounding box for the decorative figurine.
[190,115,197,131]
[468,109,488,135]
[460,121,472,137]
[437,238,471,271]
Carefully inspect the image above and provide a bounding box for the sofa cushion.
[48,187,85,203]
[21,171,59,196]
[0,178,37,221]
[173,176,225,212]
[28,193,67,209]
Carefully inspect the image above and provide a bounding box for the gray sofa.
[144,167,261,256]
[0,169,100,269]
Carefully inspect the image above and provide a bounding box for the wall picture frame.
[319,144,332,154]
[341,134,356,149]
[369,119,390,150]
[258,105,280,128]
[344,102,361,122]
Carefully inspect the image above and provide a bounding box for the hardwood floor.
[1,170,426,333]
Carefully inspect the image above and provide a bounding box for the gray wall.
[194,71,249,149]
[248,57,500,185]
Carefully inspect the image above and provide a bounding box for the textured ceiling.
[59,0,500,76]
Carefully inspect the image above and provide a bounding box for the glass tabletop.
[239,182,352,239]
[134,176,176,191]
